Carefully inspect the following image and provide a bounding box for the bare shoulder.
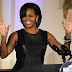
[47,32,55,40]
[7,32,18,44]
[11,32,18,36]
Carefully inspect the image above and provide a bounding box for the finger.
[0,21,2,25]
[0,30,4,36]
[71,13,72,20]
[7,25,11,31]
[69,13,72,23]
[62,20,64,24]
[0,28,2,31]
[1,17,5,25]
[62,20,66,27]
[0,18,2,25]
[69,12,71,18]
[0,25,3,29]
[69,12,72,21]
[66,13,68,23]
[68,13,71,20]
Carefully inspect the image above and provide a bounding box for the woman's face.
[22,8,39,28]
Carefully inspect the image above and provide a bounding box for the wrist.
[64,35,71,45]
[65,32,71,39]
[1,35,7,41]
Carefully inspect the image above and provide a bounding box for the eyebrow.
[26,13,34,15]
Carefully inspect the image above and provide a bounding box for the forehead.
[26,8,36,14]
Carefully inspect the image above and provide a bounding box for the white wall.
[42,0,64,64]
[0,0,72,69]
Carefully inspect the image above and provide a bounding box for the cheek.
[22,19,26,24]
[32,18,37,22]
[33,19,36,22]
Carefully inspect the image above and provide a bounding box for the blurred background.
[0,0,72,69]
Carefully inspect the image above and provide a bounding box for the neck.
[24,27,39,34]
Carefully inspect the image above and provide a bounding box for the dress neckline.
[22,29,41,35]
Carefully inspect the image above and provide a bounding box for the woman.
[0,3,72,71]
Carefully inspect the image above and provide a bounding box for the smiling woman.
[20,3,42,28]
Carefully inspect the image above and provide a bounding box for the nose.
[26,16,30,20]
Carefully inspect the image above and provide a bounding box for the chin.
[25,24,36,28]
[25,25,33,28]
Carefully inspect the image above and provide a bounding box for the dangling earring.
[35,21,37,27]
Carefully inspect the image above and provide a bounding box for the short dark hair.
[20,3,42,28]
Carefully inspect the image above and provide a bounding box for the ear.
[36,15,39,22]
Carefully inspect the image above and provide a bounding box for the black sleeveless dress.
[12,29,48,71]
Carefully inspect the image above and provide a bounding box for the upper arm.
[47,32,61,50]
[7,32,18,55]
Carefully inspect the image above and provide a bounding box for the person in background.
[0,3,72,71]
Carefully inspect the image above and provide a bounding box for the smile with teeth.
[26,22,31,24]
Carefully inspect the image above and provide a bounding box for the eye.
[24,15,27,17]
[29,15,33,17]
